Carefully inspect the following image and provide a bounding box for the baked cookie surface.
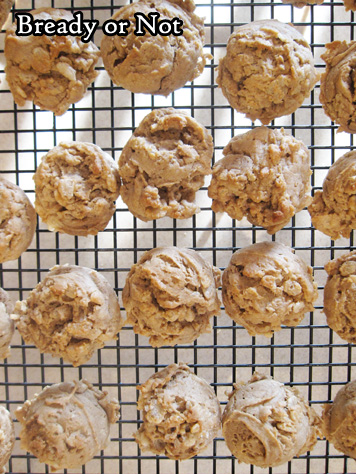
[0,288,14,360]
[0,405,15,474]
[0,0,14,30]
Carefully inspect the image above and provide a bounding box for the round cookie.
[0,0,14,30]
[12,264,125,367]
[208,126,312,234]
[323,250,356,343]
[0,177,36,264]
[320,41,356,133]
[217,20,318,124]
[0,405,15,474]
[15,379,119,470]
[119,108,213,221]
[5,8,100,116]
[222,241,317,337]
[0,288,14,360]
[122,247,221,347]
[308,151,356,240]
[134,363,221,459]
[100,0,208,95]
[222,372,321,467]
[34,141,120,236]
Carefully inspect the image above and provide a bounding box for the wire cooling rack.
[1,0,356,473]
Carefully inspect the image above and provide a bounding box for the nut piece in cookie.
[322,380,356,459]
[0,177,36,264]
[34,141,120,236]
[308,151,356,240]
[12,264,125,366]
[119,108,213,221]
[135,363,221,459]
[323,250,356,343]
[5,8,100,115]
[0,0,14,30]
[222,241,317,337]
[15,379,119,470]
[222,372,321,467]
[101,0,209,95]
[208,126,312,234]
[122,247,221,347]
[0,288,14,360]
[320,41,356,133]
[217,20,318,124]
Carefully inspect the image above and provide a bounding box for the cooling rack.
[1,0,356,473]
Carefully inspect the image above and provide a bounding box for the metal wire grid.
[0,0,356,473]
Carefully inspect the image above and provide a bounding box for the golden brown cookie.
[320,41,356,133]
[135,363,221,459]
[119,108,213,221]
[222,242,317,337]
[15,380,119,470]
[308,151,356,240]
[0,177,36,264]
[208,126,312,234]
[12,264,125,366]
[281,0,324,6]
[5,8,100,115]
[222,372,321,468]
[0,288,14,360]
[34,141,120,236]
[323,250,356,343]
[0,405,15,474]
[122,247,221,347]
[322,379,356,459]
[217,20,318,124]
[0,0,14,30]
[101,0,208,95]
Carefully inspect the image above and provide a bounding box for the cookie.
[34,141,120,236]
[320,41,356,133]
[15,379,119,470]
[217,20,318,124]
[208,126,312,234]
[12,264,125,367]
[0,0,14,30]
[322,379,356,459]
[0,288,14,360]
[308,150,356,240]
[222,372,321,467]
[135,363,221,459]
[222,242,317,337]
[5,8,100,115]
[119,108,213,221]
[323,250,356,343]
[100,0,208,95]
[281,0,324,6]
[0,177,36,264]
[0,406,15,474]
[122,247,221,347]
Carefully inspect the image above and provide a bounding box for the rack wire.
[0,0,356,473]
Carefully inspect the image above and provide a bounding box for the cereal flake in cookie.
[208,126,312,234]
[222,242,317,337]
[12,264,125,366]
[122,247,221,347]
[322,380,356,459]
[320,41,356,133]
[222,372,321,467]
[135,363,221,459]
[217,20,318,124]
[0,0,14,30]
[323,250,356,343]
[100,0,208,95]
[34,141,120,236]
[0,405,15,474]
[0,288,14,360]
[308,151,356,240]
[15,379,119,470]
[0,177,36,264]
[5,8,100,116]
[119,108,213,221]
